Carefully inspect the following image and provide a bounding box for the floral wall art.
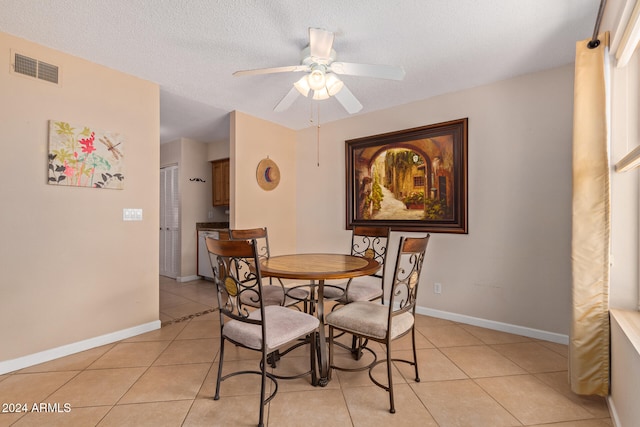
[48,120,125,189]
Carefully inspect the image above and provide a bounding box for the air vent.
[13,53,59,84]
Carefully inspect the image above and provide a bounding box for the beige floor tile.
[175,318,220,340]
[476,375,593,425]
[159,312,174,323]
[343,384,438,427]
[18,345,115,373]
[189,311,220,322]
[215,340,261,361]
[119,363,210,403]
[88,341,170,369]
[0,412,24,427]
[392,329,435,350]
[159,291,193,309]
[537,340,569,357]
[411,379,521,427]
[394,348,468,382]
[183,395,268,427]
[460,324,533,344]
[98,400,192,426]
[199,359,272,398]
[11,405,111,427]
[162,301,215,319]
[269,355,322,392]
[440,345,527,378]
[333,353,406,389]
[123,321,188,342]
[47,367,146,407]
[491,342,568,373]
[414,314,459,327]
[527,420,613,427]
[416,325,484,347]
[0,371,79,404]
[268,388,353,427]
[535,371,611,418]
[153,338,219,365]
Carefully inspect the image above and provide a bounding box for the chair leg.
[214,338,226,400]
[310,331,318,385]
[328,326,334,381]
[386,342,395,414]
[258,350,268,427]
[267,350,281,368]
[411,327,420,382]
[351,335,363,360]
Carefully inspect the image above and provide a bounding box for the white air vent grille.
[13,53,59,84]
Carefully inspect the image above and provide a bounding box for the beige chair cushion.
[223,306,319,352]
[240,285,308,307]
[325,301,413,340]
[323,277,383,302]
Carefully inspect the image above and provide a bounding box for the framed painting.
[48,120,125,189]
[346,118,468,234]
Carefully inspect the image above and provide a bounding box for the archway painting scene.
[346,119,467,233]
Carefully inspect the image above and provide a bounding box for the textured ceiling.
[1,0,600,143]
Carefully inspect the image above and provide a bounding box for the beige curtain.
[570,32,610,397]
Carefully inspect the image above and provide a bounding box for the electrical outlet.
[434,282,442,294]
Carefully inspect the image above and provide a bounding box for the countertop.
[196,222,229,231]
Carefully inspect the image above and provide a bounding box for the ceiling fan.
[233,27,405,114]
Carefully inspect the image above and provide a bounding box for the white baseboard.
[607,396,621,427]
[177,275,200,283]
[0,320,161,375]
[414,306,569,345]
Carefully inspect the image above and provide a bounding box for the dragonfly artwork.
[99,136,123,161]
[48,120,125,189]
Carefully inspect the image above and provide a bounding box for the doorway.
[160,165,179,278]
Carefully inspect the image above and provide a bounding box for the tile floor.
[0,277,613,426]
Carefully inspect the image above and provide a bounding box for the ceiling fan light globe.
[325,74,344,96]
[308,69,326,91]
[294,76,311,97]
[312,88,330,100]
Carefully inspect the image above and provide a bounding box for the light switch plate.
[123,208,143,221]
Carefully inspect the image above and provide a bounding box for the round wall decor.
[256,158,280,191]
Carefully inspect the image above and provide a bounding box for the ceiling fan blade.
[330,62,405,80]
[234,65,308,76]
[309,27,334,59]
[333,84,363,114]
[274,86,301,112]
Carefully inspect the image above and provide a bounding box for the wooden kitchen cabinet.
[212,158,230,206]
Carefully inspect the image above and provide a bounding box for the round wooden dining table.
[260,253,380,386]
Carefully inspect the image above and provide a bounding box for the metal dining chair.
[206,237,319,427]
[326,234,430,414]
[323,226,390,304]
[323,226,390,359]
[228,227,309,308]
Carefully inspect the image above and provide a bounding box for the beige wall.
[296,65,575,336]
[179,138,212,278]
[207,139,230,161]
[0,32,160,363]
[230,111,297,254]
[160,138,215,280]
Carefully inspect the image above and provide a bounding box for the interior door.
[160,165,180,278]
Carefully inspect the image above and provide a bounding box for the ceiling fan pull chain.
[317,104,321,167]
